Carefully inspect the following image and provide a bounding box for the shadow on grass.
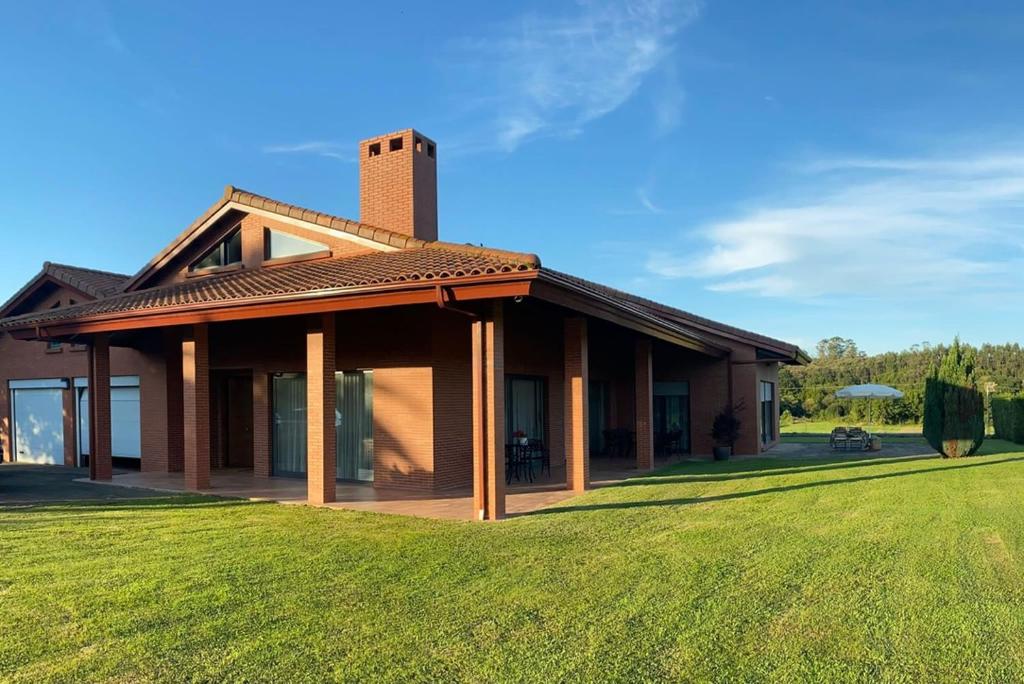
[533,455,1024,516]
[0,495,265,515]
[609,454,944,487]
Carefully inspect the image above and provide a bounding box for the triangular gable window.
[190,229,242,272]
[264,228,328,260]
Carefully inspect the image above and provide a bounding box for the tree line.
[779,337,1024,424]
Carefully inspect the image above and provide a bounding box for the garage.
[76,376,141,465]
[9,378,67,465]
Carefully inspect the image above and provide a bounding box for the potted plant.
[711,402,743,460]
[512,429,528,446]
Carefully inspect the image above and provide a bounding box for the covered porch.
[22,260,736,522]
[83,453,686,520]
[67,295,720,520]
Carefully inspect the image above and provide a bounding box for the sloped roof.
[45,262,129,298]
[0,262,130,318]
[0,244,538,328]
[121,185,431,292]
[0,186,806,364]
[543,269,808,363]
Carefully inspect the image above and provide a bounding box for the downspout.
[434,285,479,318]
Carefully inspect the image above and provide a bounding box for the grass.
[782,419,923,435]
[5,441,1024,682]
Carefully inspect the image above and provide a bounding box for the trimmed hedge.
[992,394,1024,443]
[923,340,984,458]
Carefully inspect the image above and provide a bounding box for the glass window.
[336,370,374,481]
[760,380,776,444]
[189,229,242,271]
[654,382,690,455]
[272,374,307,475]
[505,376,547,444]
[264,228,328,260]
[588,380,609,455]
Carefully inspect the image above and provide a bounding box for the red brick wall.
[182,325,211,489]
[653,342,729,457]
[306,314,337,504]
[635,338,654,470]
[431,312,473,490]
[564,317,590,492]
[89,335,113,480]
[503,300,566,466]
[359,129,438,241]
[0,284,160,468]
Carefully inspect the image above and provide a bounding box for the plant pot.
[713,446,732,461]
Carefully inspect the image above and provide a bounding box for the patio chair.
[829,427,849,450]
[847,428,868,451]
[527,438,550,477]
[505,444,533,485]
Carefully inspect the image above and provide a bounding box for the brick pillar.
[564,317,589,492]
[183,324,210,490]
[252,369,271,478]
[307,314,336,504]
[472,301,506,520]
[635,337,654,471]
[62,387,76,467]
[88,334,113,481]
[164,329,184,472]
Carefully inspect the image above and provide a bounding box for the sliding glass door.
[654,382,690,455]
[505,375,546,444]
[336,370,374,481]
[271,370,375,481]
[272,373,307,475]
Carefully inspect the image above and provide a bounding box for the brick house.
[0,129,807,519]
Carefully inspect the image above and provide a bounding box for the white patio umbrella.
[834,384,904,432]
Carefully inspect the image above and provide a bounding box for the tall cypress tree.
[923,338,985,458]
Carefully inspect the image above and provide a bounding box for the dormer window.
[190,229,242,272]
[264,228,328,260]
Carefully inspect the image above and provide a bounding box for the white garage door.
[76,376,141,461]
[10,380,66,465]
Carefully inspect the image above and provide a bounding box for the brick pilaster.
[252,369,271,478]
[89,334,113,481]
[183,324,210,490]
[164,328,184,472]
[635,337,654,470]
[472,301,506,520]
[62,386,76,467]
[307,314,337,504]
[564,317,589,492]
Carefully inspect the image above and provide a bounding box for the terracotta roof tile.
[0,246,539,329]
[543,269,805,360]
[44,263,130,298]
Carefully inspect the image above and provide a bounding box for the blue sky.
[1,1,1022,355]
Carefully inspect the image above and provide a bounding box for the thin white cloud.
[651,61,685,137]
[648,148,1024,300]
[452,0,700,151]
[261,141,353,162]
[637,187,664,214]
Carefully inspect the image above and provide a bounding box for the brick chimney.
[359,129,438,241]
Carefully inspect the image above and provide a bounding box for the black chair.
[505,444,535,484]
[527,438,549,477]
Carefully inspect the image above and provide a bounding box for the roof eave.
[4,271,540,339]
[531,271,729,358]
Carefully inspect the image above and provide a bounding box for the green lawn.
[782,419,923,435]
[5,443,1024,682]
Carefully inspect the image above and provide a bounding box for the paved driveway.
[0,464,171,504]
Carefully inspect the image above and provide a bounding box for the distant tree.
[923,339,985,458]
[815,337,864,360]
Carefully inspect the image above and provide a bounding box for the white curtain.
[272,374,307,474]
[336,371,374,481]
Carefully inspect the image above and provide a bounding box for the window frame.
[262,227,331,265]
[188,228,243,273]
